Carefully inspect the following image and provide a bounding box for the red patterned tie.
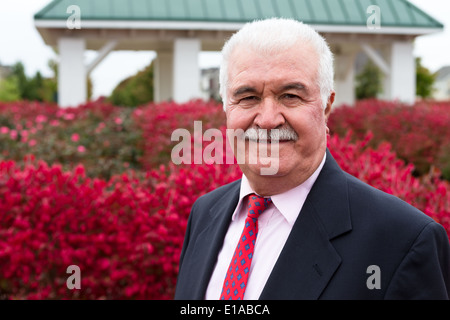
[220,194,272,300]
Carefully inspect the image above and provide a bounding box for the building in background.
[434,66,450,100]
[0,64,12,80]
[34,0,443,108]
[201,67,220,102]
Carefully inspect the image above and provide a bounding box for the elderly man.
[174,18,450,300]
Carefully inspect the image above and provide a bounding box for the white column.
[387,41,416,104]
[173,38,201,103]
[154,51,174,102]
[333,52,356,107]
[58,37,87,107]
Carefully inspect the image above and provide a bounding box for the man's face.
[225,42,334,189]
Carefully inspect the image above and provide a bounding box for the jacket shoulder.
[186,179,241,232]
[193,179,241,211]
[344,171,434,228]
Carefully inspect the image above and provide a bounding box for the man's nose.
[253,97,286,129]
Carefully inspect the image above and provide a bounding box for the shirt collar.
[232,153,326,226]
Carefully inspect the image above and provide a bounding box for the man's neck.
[244,152,327,197]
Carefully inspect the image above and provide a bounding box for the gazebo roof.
[35,0,442,29]
[34,0,444,51]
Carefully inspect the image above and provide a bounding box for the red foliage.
[0,99,119,123]
[328,99,450,177]
[0,159,240,299]
[133,99,226,169]
[0,99,448,299]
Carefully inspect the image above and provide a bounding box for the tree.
[11,62,29,99]
[355,60,383,100]
[1,62,57,103]
[108,62,154,107]
[0,76,21,102]
[416,57,436,99]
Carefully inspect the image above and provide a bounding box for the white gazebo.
[34,0,443,107]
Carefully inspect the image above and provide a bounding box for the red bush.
[133,99,226,169]
[328,99,450,178]
[1,133,448,299]
[0,159,241,299]
[0,99,448,299]
[0,99,142,179]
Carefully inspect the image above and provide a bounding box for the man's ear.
[324,91,335,120]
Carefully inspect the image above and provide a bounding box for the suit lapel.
[260,149,352,299]
[184,181,240,299]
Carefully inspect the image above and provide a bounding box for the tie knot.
[247,194,272,219]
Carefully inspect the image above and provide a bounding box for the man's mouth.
[243,127,299,143]
[246,138,293,144]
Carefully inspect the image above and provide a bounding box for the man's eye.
[239,96,260,104]
[242,96,258,101]
[282,94,300,100]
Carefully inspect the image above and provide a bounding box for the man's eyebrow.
[232,83,307,97]
[232,86,259,97]
[280,83,307,92]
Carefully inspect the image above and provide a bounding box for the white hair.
[220,18,334,110]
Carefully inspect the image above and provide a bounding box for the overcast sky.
[0,0,449,99]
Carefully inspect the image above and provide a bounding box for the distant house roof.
[436,66,450,81]
[35,0,443,30]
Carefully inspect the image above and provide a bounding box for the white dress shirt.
[205,153,326,300]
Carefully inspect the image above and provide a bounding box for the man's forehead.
[228,43,318,73]
[228,39,316,60]
[227,57,315,90]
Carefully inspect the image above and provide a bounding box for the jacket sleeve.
[384,221,450,300]
[176,199,198,276]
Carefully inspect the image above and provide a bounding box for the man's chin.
[240,161,294,178]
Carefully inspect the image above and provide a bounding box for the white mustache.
[244,127,299,142]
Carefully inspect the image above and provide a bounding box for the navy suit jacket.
[174,149,450,299]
